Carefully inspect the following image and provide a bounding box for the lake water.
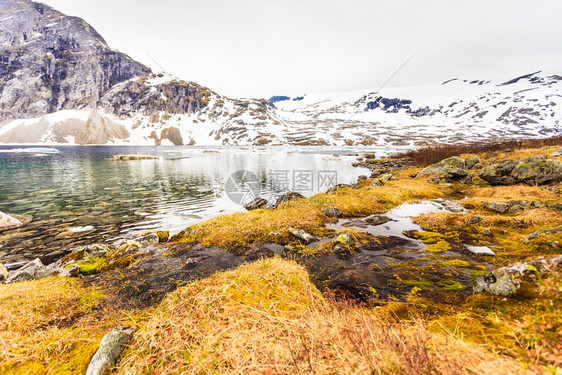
[0,145,394,263]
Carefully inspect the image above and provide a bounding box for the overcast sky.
[42,0,562,98]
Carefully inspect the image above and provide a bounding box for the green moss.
[77,257,106,276]
[426,240,451,253]
[470,270,489,280]
[401,279,433,288]
[437,280,466,291]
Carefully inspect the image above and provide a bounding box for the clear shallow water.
[0,145,382,261]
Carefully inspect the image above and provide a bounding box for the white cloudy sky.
[42,0,562,98]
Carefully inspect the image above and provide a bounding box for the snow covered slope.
[0,0,560,146]
[271,70,561,146]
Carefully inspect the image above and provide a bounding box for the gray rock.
[85,326,136,375]
[458,173,473,185]
[357,175,368,181]
[0,211,23,232]
[40,263,80,279]
[525,225,562,243]
[480,228,493,236]
[5,258,45,284]
[466,245,495,256]
[474,256,562,296]
[466,156,481,169]
[321,207,343,218]
[469,216,483,225]
[551,147,562,157]
[428,173,451,185]
[378,173,394,182]
[0,263,8,282]
[507,204,524,215]
[133,233,160,246]
[365,215,392,226]
[370,178,384,187]
[243,198,268,211]
[274,192,305,208]
[484,201,510,213]
[480,158,562,186]
[417,157,467,177]
[288,228,318,244]
[441,201,465,213]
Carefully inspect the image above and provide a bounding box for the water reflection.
[0,146,381,260]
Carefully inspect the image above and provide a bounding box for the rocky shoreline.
[1,144,561,373]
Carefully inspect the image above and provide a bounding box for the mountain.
[0,0,560,146]
[0,0,282,145]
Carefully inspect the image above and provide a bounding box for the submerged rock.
[0,212,23,232]
[133,233,160,246]
[365,215,392,226]
[86,326,136,375]
[474,256,562,296]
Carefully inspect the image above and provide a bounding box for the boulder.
[322,207,343,218]
[0,212,23,232]
[288,228,318,244]
[474,256,562,296]
[478,160,519,185]
[86,326,136,375]
[466,156,481,169]
[480,158,562,186]
[551,147,562,157]
[417,157,468,177]
[365,215,392,226]
[273,192,305,208]
[243,198,268,211]
[484,202,510,214]
[510,158,562,185]
[357,175,368,181]
[0,263,8,282]
[5,258,45,284]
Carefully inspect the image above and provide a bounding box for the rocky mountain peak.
[0,0,150,121]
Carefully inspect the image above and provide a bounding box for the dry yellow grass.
[180,171,444,250]
[467,184,560,203]
[117,258,520,374]
[0,278,140,374]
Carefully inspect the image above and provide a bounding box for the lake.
[0,145,399,264]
